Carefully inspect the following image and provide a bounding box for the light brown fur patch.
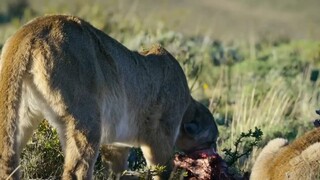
[139,44,168,56]
[251,128,320,180]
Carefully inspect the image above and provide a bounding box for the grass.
[0,0,320,178]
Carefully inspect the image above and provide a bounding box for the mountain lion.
[0,15,218,179]
[251,128,320,180]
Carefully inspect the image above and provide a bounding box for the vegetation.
[0,0,320,179]
[223,127,263,167]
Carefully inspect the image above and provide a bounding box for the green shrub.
[21,121,63,179]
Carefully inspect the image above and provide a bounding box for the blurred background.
[1,0,320,179]
[101,0,320,41]
[1,0,320,41]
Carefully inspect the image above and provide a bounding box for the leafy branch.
[222,127,263,166]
